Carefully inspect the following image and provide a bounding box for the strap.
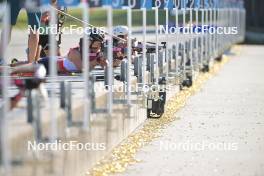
[57,59,68,73]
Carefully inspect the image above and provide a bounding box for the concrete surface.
[2,28,261,176]
[117,45,264,176]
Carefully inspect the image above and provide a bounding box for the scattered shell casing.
[86,56,230,176]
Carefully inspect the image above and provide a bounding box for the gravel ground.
[117,45,264,176]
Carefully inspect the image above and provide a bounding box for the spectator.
[0,0,41,63]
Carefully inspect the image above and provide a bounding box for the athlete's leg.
[27,11,41,62]
[0,0,21,61]
[10,63,37,74]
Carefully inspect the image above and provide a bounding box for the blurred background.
[6,0,264,44]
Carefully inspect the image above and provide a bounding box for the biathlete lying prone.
[1,25,161,110]
[0,31,106,110]
[10,32,107,75]
[10,26,144,75]
[111,25,164,64]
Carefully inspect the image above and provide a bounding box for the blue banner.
[40,0,79,6]
[140,0,152,9]
[180,0,186,8]
[218,0,223,8]
[164,0,174,9]
[238,0,244,8]
[57,0,80,6]
[211,0,216,8]
[214,0,220,8]
[204,0,209,8]
[194,0,200,8]
[40,0,51,5]
[102,0,124,9]
[89,0,102,7]
[41,0,235,9]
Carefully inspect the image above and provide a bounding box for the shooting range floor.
[5,30,263,175]
[113,45,264,176]
[4,30,185,176]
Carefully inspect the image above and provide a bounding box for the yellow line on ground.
[86,47,239,176]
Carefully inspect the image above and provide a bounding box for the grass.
[13,8,198,29]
